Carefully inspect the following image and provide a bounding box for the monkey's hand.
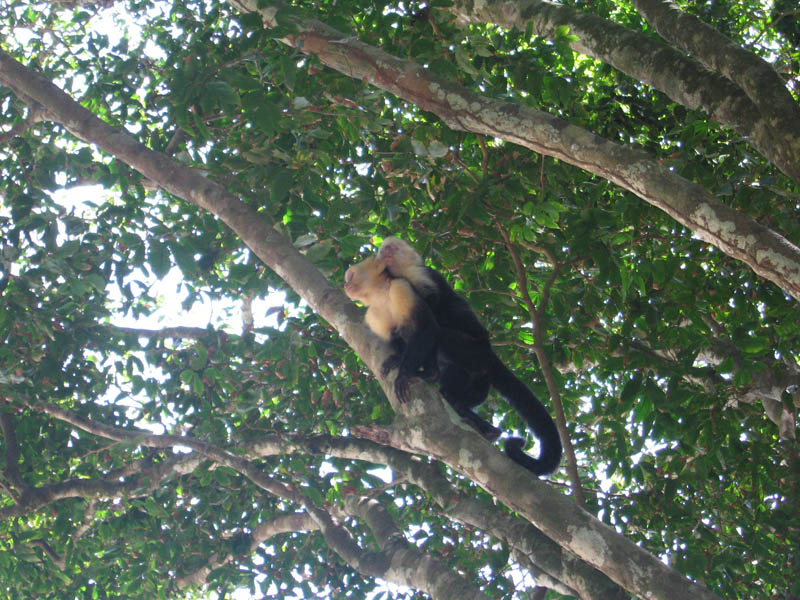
[380,355,402,378]
[393,373,411,404]
[380,355,411,402]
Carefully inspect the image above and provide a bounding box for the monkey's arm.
[384,279,441,403]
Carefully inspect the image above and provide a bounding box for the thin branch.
[30,540,66,571]
[28,400,301,504]
[112,325,213,340]
[343,496,491,600]
[0,453,203,519]
[0,107,46,144]
[175,512,318,588]
[497,228,586,507]
[0,413,26,494]
[73,498,99,540]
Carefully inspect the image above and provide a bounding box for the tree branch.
[30,540,66,571]
[0,106,46,144]
[0,46,721,600]
[631,0,800,174]
[175,512,319,589]
[445,0,800,183]
[497,229,586,507]
[0,413,26,495]
[280,433,629,600]
[214,3,800,301]
[343,496,491,600]
[112,325,213,340]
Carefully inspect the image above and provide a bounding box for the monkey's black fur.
[380,240,562,476]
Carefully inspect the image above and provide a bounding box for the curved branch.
[496,228,585,507]
[212,5,800,301]
[28,400,303,504]
[30,540,66,571]
[0,47,720,600]
[0,453,202,519]
[176,513,319,589]
[446,0,800,183]
[631,0,800,171]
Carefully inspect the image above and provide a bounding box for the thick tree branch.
[215,4,800,301]
[353,391,721,600]
[0,49,721,600]
[446,0,800,183]
[344,496,491,600]
[631,0,800,174]
[283,434,629,600]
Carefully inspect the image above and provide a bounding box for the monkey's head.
[344,257,389,305]
[378,237,422,276]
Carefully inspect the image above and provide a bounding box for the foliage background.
[0,0,798,598]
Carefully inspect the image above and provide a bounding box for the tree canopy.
[0,0,798,599]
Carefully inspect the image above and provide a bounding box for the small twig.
[0,107,46,144]
[497,227,586,508]
[0,413,26,494]
[30,540,66,571]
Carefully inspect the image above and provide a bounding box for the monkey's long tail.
[489,353,562,476]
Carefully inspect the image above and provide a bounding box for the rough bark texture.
[0,48,722,600]
[631,0,800,180]
[343,497,491,600]
[447,0,800,183]
[223,1,800,302]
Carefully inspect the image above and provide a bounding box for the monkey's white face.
[343,257,387,305]
[343,266,361,300]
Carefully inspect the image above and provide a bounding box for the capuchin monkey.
[343,256,439,402]
[378,237,562,477]
[344,255,503,439]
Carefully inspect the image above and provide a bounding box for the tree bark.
[631,0,800,179]
[446,0,800,183]
[223,2,800,302]
[0,47,723,600]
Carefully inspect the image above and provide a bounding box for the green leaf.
[149,241,171,278]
